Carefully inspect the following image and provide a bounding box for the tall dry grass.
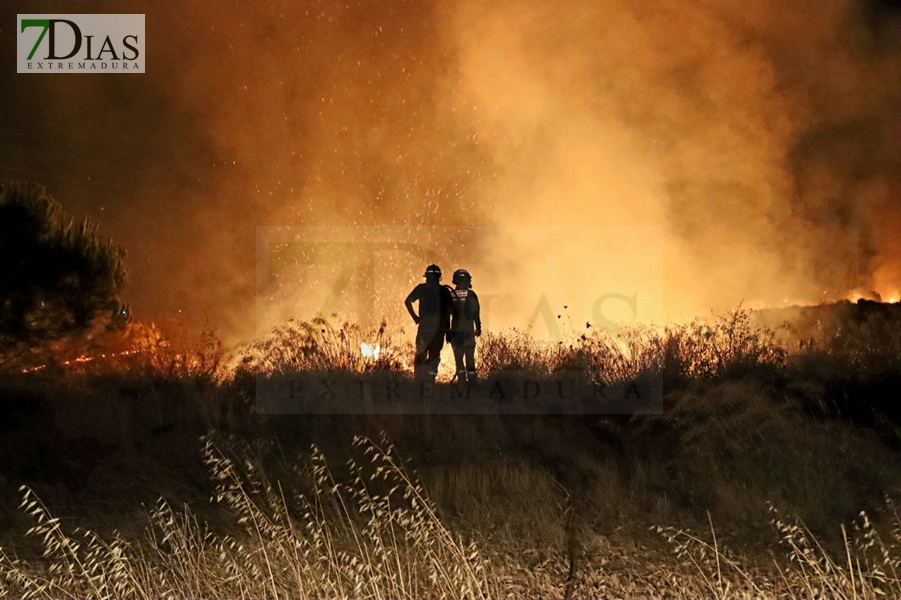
[0,305,899,598]
[0,435,897,599]
[235,317,409,375]
[12,304,898,388]
[653,501,901,599]
[476,307,791,384]
[0,434,496,600]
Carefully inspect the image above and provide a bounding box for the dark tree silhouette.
[0,182,128,354]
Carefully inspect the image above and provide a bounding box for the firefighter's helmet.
[424,264,442,279]
[452,269,472,286]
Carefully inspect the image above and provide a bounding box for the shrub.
[0,182,127,356]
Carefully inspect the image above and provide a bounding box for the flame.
[360,343,381,360]
[21,350,141,374]
[839,284,901,305]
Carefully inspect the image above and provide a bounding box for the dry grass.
[471,306,794,385]
[234,317,409,375]
[220,306,794,384]
[0,305,899,597]
[11,304,898,388]
[0,434,496,600]
[0,437,897,599]
[651,501,901,599]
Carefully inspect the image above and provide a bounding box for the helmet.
[452,269,471,285]
[424,264,442,279]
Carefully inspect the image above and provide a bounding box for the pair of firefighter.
[404,265,481,383]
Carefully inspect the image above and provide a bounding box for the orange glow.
[9,2,894,344]
[236,1,900,342]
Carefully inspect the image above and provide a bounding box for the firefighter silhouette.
[447,268,481,383]
[404,264,452,382]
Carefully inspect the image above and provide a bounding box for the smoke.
[1,0,898,341]
[442,0,900,323]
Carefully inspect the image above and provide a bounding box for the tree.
[0,182,128,354]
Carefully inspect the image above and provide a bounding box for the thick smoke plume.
[1,0,898,342]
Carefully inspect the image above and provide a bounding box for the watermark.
[255,371,663,415]
[17,14,144,73]
[253,225,664,414]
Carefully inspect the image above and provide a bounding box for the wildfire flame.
[845,288,901,304]
[360,343,381,360]
[21,350,141,374]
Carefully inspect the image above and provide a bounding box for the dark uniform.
[448,269,481,383]
[404,265,452,382]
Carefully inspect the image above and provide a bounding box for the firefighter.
[404,264,452,382]
[447,268,481,383]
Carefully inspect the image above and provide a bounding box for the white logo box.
[17,14,145,73]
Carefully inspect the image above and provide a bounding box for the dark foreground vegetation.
[0,183,128,356]
[0,304,899,599]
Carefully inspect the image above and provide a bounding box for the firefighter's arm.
[404,290,420,324]
[441,285,453,326]
[472,291,482,336]
[443,286,454,342]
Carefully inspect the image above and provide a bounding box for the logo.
[17,14,144,73]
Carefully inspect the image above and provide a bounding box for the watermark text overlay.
[17,14,144,73]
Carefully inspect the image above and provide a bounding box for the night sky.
[2,0,899,342]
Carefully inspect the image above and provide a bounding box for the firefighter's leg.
[451,335,466,382]
[425,331,444,382]
[413,327,430,380]
[464,337,477,383]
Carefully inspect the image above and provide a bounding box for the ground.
[0,303,898,598]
